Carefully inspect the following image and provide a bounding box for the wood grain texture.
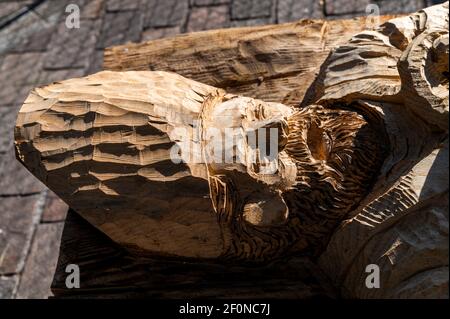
[14,71,226,259]
[51,209,337,299]
[14,70,386,262]
[14,2,449,299]
[103,15,399,105]
[315,2,449,299]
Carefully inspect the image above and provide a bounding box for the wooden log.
[103,15,399,105]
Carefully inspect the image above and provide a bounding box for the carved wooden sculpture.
[14,2,449,298]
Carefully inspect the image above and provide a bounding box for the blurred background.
[0,0,446,299]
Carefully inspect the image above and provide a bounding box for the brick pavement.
[0,0,443,298]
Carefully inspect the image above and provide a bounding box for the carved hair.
[213,104,388,262]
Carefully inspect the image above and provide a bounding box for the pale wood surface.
[314,2,449,298]
[104,15,399,105]
[13,69,388,262]
[14,2,449,299]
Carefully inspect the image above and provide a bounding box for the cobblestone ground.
[0,0,444,298]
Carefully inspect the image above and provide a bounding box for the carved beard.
[216,104,388,262]
[283,104,388,254]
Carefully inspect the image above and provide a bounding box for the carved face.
[15,71,387,262]
[201,95,388,261]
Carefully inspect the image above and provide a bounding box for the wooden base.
[51,210,338,299]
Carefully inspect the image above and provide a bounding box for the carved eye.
[306,121,332,161]
[244,118,289,175]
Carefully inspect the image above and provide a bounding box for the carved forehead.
[207,95,294,128]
